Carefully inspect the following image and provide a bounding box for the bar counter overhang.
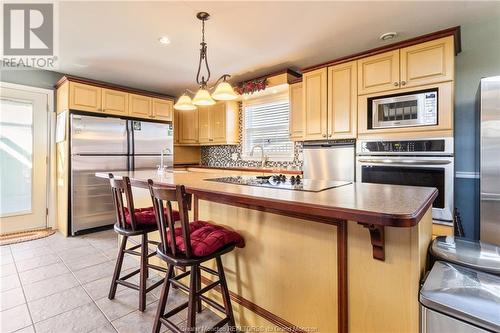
[96,170,437,333]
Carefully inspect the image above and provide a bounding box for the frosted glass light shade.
[174,94,197,110]
[212,81,238,100]
[192,88,216,106]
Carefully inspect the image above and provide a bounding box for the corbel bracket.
[358,223,385,261]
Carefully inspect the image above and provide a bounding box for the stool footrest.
[158,317,183,333]
[126,244,141,252]
[199,294,226,313]
[145,278,164,293]
[197,280,220,296]
[164,300,189,319]
[120,268,140,281]
[209,317,230,332]
[116,279,139,291]
[172,270,191,281]
[169,279,190,293]
[147,240,160,246]
[200,265,219,276]
[147,251,157,258]
[123,249,141,256]
[148,263,167,273]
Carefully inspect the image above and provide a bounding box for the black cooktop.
[206,174,351,192]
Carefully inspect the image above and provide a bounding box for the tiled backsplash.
[200,103,303,170]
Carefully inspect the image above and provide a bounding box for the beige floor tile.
[18,262,70,285]
[9,239,47,252]
[89,323,117,333]
[34,303,108,333]
[15,254,61,273]
[58,246,103,262]
[111,301,168,333]
[1,252,14,265]
[13,325,35,333]
[96,288,157,321]
[0,263,17,277]
[23,272,79,301]
[27,286,93,323]
[64,252,110,271]
[0,303,32,333]
[0,273,21,292]
[0,287,25,311]
[73,261,116,284]
[82,275,129,301]
[11,246,54,262]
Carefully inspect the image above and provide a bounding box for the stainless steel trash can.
[420,236,500,332]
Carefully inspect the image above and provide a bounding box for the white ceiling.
[57,1,500,97]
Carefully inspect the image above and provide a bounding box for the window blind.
[243,97,293,158]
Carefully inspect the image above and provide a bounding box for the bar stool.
[107,173,179,311]
[148,180,245,333]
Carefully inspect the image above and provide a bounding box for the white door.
[0,85,49,234]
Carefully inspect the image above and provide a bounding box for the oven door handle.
[358,159,452,165]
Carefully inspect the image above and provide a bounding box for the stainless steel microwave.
[369,89,438,129]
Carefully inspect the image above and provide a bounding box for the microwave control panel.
[424,92,438,124]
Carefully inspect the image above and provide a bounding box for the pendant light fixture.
[174,12,238,111]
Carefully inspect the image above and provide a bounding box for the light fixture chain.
[196,16,211,87]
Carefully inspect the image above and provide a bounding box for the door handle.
[358,159,452,165]
[394,82,399,87]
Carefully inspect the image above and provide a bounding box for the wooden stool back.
[108,173,138,231]
[148,181,193,258]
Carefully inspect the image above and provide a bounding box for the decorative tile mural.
[200,103,303,170]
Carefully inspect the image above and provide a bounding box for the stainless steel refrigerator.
[70,114,173,235]
[479,76,500,245]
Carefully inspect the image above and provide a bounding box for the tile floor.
[0,230,223,333]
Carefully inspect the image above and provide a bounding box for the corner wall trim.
[455,171,479,179]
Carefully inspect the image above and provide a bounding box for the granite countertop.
[96,169,437,227]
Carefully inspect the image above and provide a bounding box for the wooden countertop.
[96,170,437,228]
[175,164,303,175]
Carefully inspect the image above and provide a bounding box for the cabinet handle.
[401,81,406,86]
[394,82,399,87]
[322,134,327,138]
[329,134,332,137]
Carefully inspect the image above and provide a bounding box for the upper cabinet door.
[152,98,173,121]
[69,82,102,112]
[210,103,227,143]
[358,50,400,95]
[129,94,151,118]
[289,82,304,140]
[102,89,128,116]
[179,109,199,144]
[198,106,211,144]
[303,68,328,140]
[400,36,454,88]
[327,61,357,139]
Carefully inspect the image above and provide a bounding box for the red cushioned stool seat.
[125,207,180,226]
[168,221,245,257]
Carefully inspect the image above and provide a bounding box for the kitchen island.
[96,169,437,333]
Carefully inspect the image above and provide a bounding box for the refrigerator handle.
[127,120,134,171]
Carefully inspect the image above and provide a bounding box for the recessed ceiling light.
[158,36,171,45]
[379,32,398,41]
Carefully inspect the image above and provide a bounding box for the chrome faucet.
[250,145,268,168]
[158,147,172,174]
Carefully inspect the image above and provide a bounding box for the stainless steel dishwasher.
[302,139,355,181]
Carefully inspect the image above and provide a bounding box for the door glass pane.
[0,98,33,216]
[361,166,445,208]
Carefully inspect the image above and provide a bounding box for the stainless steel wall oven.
[356,138,454,224]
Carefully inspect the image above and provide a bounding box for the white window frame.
[241,91,294,162]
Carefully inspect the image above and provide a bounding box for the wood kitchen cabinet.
[197,101,239,145]
[152,98,173,121]
[129,94,151,118]
[173,110,180,144]
[69,82,102,112]
[358,36,454,95]
[400,36,454,88]
[179,109,199,144]
[328,60,357,139]
[357,50,400,95]
[303,68,328,140]
[289,82,304,140]
[102,88,128,116]
[59,76,173,121]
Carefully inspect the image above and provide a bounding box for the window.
[242,92,293,160]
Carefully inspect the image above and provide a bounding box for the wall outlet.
[231,153,238,161]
